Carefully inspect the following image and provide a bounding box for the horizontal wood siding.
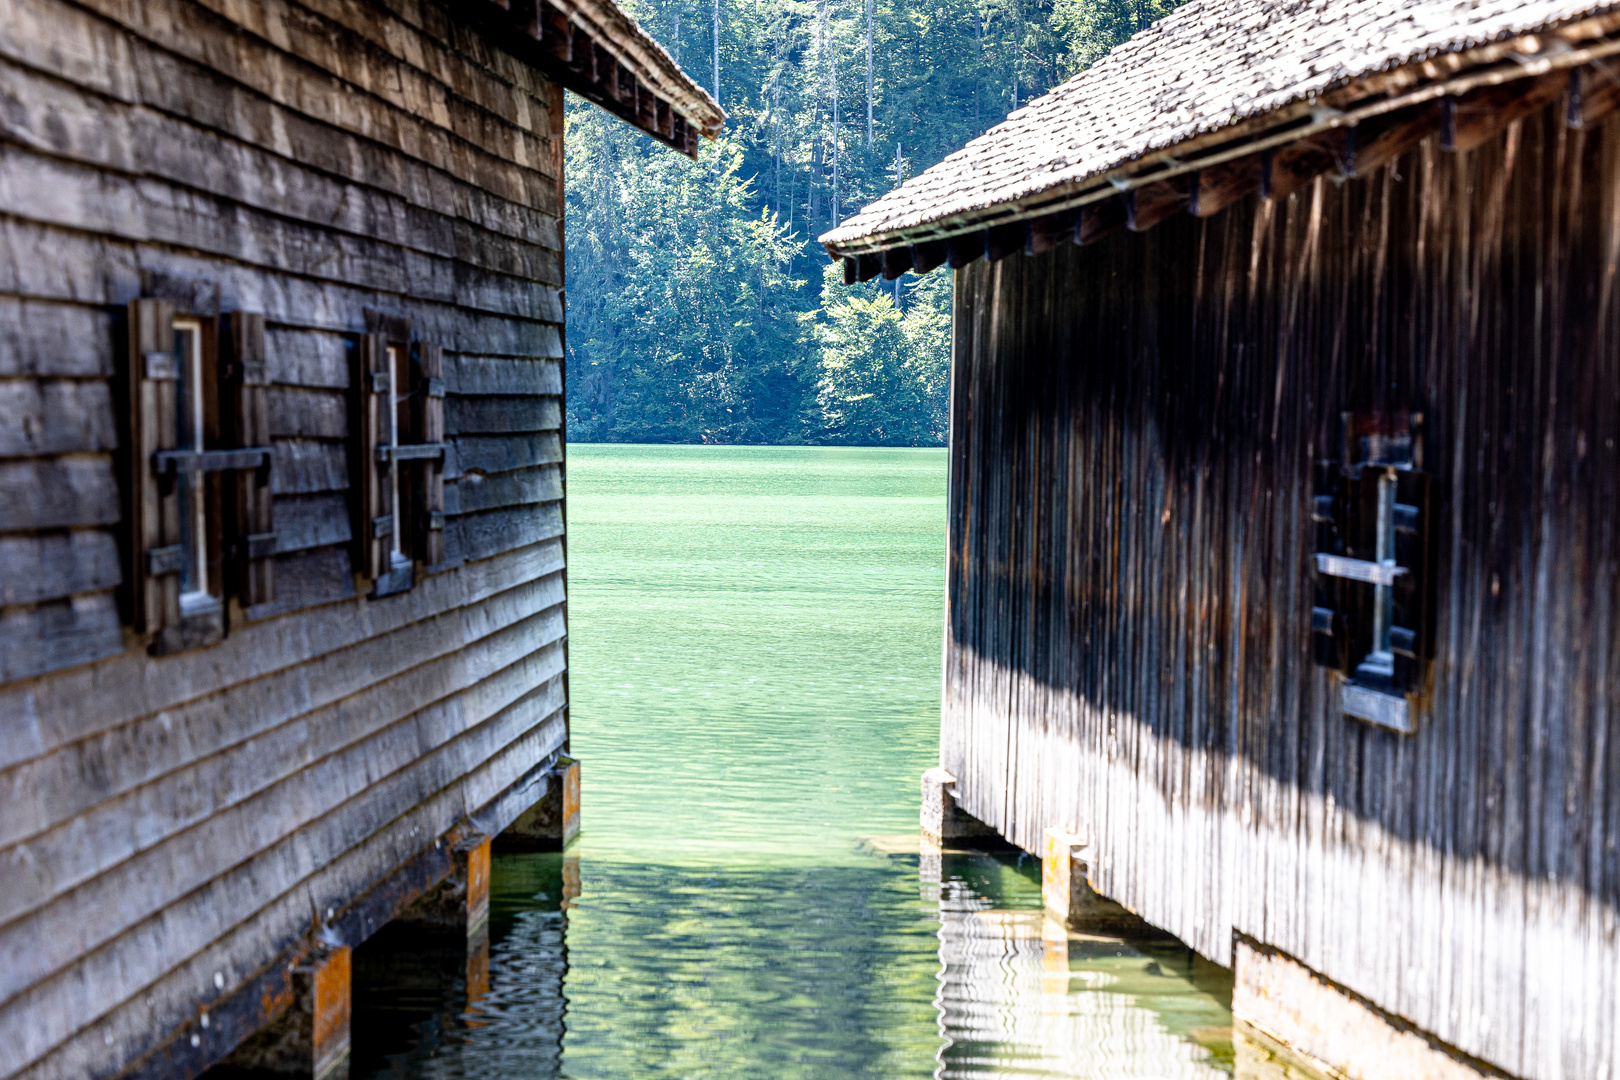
[945,104,1620,1080]
[0,0,572,1076]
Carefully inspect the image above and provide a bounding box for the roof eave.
[462,0,725,158]
[824,8,1620,257]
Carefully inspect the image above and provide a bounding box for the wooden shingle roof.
[822,0,1620,269]
[467,0,724,156]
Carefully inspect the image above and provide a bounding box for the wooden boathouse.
[0,2,718,1078]
[826,2,1620,1078]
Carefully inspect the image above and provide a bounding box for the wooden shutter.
[1309,460,1349,671]
[1390,469,1433,692]
[128,298,181,635]
[416,342,445,567]
[230,313,275,606]
[354,333,391,583]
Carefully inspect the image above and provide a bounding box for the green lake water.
[351,444,1236,1079]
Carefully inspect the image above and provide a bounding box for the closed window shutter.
[1309,459,1349,671]
[1391,469,1433,692]
[354,333,391,583]
[230,313,276,606]
[128,298,181,635]
[417,342,446,567]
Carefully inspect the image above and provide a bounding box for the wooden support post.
[1233,936,1506,1080]
[496,756,580,851]
[1041,827,1143,932]
[211,945,351,1079]
[919,767,997,846]
[395,835,492,937]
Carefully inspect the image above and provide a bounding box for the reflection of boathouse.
[826,2,1620,1077]
[0,3,717,1078]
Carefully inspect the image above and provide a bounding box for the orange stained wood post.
[559,756,581,844]
[460,834,492,935]
[1041,827,1089,924]
[215,942,352,1078]
[301,945,352,1080]
[463,927,492,1030]
[495,756,581,851]
[561,853,581,909]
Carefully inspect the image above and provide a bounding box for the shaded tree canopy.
[565,0,1183,445]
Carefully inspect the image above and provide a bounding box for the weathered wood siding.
[0,0,569,1076]
[945,101,1620,1080]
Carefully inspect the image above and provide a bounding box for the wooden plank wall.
[0,0,570,1076]
[944,102,1620,1080]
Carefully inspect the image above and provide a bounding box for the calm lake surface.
[351,444,1236,1079]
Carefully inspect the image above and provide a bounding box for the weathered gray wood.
[0,381,117,457]
[0,146,561,320]
[448,432,562,477]
[943,110,1620,1080]
[0,610,567,980]
[0,531,121,606]
[0,457,119,530]
[0,0,139,104]
[265,328,351,390]
[0,216,563,351]
[0,537,565,770]
[269,387,348,440]
[5,704,567,1080]
[451,502,564,563]
[271,0,558,134]
[0,0,605,1075]
[448,464,561,515]
[446,394,561,435]
[449,355,564,395]
[0,299,114,378]
[0,591,123,684]
[63,0,560,210]
[270,439,348,495]
[242,546,355,620]
[273,493,353,553]
[0,44,563,270]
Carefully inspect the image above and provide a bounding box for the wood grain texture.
[0,1,580,1076]
[0,531,121,606]
[0,593,123,684]
[450,356,563,395]
[0,35,562,268]
[449,463,561,515]
[0,598,567,991]
[0,457,119,531]
[451,502,564,564]
[0,300,114,378]
[273,493,354,552]
[944,105,1620,1080]
[0,381,117,458]
[271,439,349,495]
[446,394,561,435]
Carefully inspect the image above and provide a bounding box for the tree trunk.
[866,0,874,149]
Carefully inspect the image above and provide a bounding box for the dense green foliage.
[564,0,1181,445]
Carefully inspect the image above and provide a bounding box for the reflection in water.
[352,844,1236,1079]
[927,850,1232,1079]
[347,447,1247,1077]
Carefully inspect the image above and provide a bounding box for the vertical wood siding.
[944,103,1620,1080]
[0,0,570,1076]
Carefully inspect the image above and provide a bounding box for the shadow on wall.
[945,110,1620,898]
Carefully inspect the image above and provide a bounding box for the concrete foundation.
[1233,936,1512,1080]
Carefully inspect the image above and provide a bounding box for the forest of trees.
[564,0,1179,445]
